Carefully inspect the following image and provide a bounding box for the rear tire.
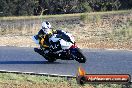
[47,58,56,63]
[34,48,56,63]
[43,54,57,63]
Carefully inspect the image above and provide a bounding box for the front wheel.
[76,55,86,63]
[75,48,86,63]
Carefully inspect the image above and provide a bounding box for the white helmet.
[41,21,51,29]
[41,21,52,34]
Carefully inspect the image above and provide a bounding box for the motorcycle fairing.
[32,35,39,44]
[59,39,73,49]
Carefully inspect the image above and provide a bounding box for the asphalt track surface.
[0,46,132,77]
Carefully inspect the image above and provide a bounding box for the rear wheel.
[47,58,56,62]
[34,48,56,63]
[44,56,56,63]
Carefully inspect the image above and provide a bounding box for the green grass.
[0,73,73,85]
[0,13,80,21]
[0,72,130,88]
[0,10,131,21]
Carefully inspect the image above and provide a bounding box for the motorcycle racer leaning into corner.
[33,21,61,50]
[32,21,86,63]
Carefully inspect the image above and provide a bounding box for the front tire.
[75,48,86,63]
[77,57,86,63]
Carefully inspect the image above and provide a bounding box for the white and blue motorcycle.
[32,30,86,63]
